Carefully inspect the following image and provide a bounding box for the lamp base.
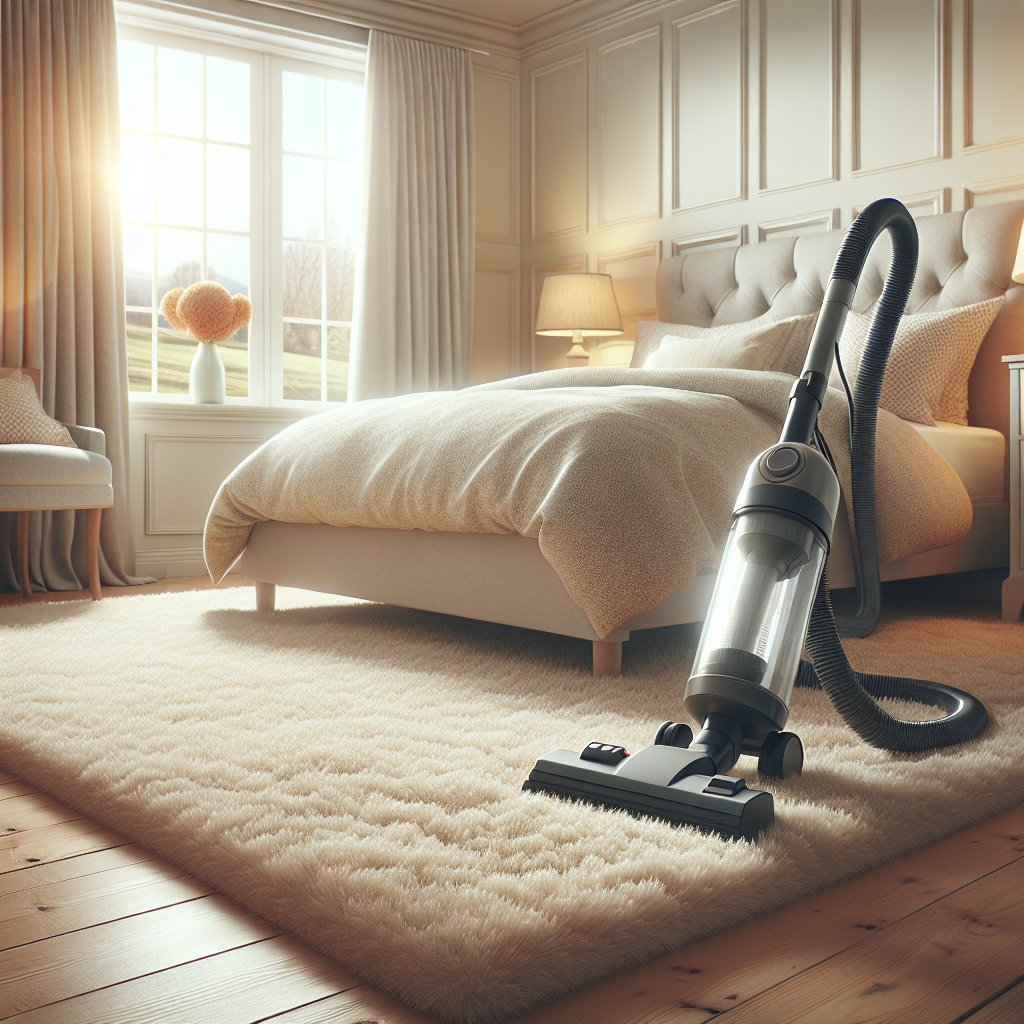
[566,329,590,368]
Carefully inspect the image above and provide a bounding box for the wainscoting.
[515,0,1024,369]
[129,403,311,579]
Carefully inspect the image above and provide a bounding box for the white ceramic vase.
[189,341,226,404]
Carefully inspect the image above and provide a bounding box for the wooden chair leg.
[17,511,31,599]
[86,507,103,600]
[593,640,623,676]
[255,581,276,612]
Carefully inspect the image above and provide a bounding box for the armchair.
[0,368,113,599]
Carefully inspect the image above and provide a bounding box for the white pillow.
[828,297,1004,426]
[643,314,817,375]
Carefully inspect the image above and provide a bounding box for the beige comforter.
[204,368,972,638]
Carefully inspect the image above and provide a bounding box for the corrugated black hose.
[796,198,989,751]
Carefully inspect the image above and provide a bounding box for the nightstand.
[1003,354,1024,622]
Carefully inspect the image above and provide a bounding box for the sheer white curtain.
[0,0,144,592]
[349,31,475,401]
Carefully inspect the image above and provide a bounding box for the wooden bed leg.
[593,640,622,677]
[86,507,103,600]
[255,581,276,612]
[17,511,31,599]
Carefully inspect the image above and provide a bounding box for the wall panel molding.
[852,0,951,176]
[963,174,1024,210]
[530,52,588,243]
[758,208,840,242]
[854,188,951,219]
[146,433,265,535]
[963,0,1024,153]
[758,0,839,195]
[672,1,747,215]
[597,26,662,229]
[474,67,520,244]
[471,262,521,383]
[530,253,588,369]
[672,226,747,256]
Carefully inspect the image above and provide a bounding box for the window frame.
[116,16,365,410]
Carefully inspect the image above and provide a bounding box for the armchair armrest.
[61,422,106,457]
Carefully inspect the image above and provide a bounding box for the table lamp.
[535,272,623,367]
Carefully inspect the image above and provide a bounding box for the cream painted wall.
[518,0,1024,370]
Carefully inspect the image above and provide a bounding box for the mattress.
[910,422,1006,503]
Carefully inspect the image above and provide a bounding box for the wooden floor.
[1,580,1022,1023]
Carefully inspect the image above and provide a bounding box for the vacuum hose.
[799,198,988,752]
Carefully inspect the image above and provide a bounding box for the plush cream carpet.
[0,587,1021,1024]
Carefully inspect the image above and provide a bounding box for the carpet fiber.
[1,588,1021,1023]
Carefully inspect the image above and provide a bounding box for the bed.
[209,201,1023,674]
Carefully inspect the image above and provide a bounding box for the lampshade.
[1014,220,1024,285]
[535,273,623,336]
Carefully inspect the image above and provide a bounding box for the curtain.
[0,0,143,591]
[349,31,475,401]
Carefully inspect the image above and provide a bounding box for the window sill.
[128,400,319,422]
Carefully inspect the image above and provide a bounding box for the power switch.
[761,446,803,480]
[766,447,800,473]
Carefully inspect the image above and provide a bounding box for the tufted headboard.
[640,201,1024,443]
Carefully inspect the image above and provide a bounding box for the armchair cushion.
[0,444,113,512]
[0,372,76,447]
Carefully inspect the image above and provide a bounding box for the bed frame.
[240,201,1024,675]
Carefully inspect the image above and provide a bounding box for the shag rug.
[0,587,1021,1024]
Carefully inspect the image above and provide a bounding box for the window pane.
[121,134,154,222]
[118,41,154,131]
[157,317,194,393]
[221,326,248,397]
[326,245,355,322]
[283,323,321,399]
[158,138,203,226]
[326,325,350,402]
[326,160,360,244]
[207,233,248,295]
[157,228,203,302]
[207,144,249,232]
[327,80,363,160]
[157,47,203,137]
[207,56,249,144]
[282,72,323,155]
[282,155,324,239]
[283,242,321,318]
[124,225,153,308]
[126,310,153,391]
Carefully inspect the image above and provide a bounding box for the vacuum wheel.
[758,731,804,779]
[654,720,693,748]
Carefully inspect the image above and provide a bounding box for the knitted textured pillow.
[828,296,1004,426]
[643,314,817,375]
[0,373,76,447]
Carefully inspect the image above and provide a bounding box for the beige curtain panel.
[349,30,475,401]
[0,0,143,591]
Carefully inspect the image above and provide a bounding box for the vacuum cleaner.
[524,199,989,840]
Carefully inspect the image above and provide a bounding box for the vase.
[189,342,226,404]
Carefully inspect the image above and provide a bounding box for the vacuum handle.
[780,198,919,446]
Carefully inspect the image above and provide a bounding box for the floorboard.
[517,804,1024,1024]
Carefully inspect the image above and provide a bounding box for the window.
[117,27,364,405]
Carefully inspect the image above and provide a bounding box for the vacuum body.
[524,198,988,840]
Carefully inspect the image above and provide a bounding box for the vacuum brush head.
[523,742,774,841]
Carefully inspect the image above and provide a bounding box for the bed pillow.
[634,312,775,367]
[642,313,817,375]
[828,296,1004,426]
[0,372,76,447]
